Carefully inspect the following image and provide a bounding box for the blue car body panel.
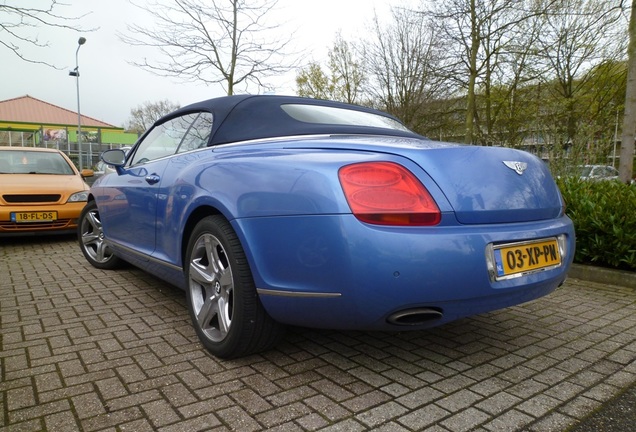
[89,95,575,332]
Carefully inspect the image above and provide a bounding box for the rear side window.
[177,112,213,153]
[130,112,213,165]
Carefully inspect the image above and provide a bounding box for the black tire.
[78,200,122,270]
[185,215,284,358]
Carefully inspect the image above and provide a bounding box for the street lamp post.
[613,107,619,169]
[69,37,86,170]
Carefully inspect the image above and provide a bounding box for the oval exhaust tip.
[387,308,443,326]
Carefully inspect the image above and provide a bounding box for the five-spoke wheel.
[78,200,122,270]
[188,231,235,344]
[185,215,283,358]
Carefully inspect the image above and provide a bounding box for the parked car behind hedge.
[577,165,619,181]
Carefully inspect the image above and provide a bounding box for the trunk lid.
[251,135,563,224]
[300,136,563,224]
[408,144,563,224]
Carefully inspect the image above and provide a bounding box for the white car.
[578,165,619,181]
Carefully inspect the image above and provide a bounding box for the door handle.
[145,174,160,184]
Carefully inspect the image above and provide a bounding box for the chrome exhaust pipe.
[387,308,443,326]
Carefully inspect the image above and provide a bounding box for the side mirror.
[81,168,94,178]
[101,149,127,166]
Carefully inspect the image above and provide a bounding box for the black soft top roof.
[157,94,422,145]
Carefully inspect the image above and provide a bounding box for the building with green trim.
[0,95,138,169]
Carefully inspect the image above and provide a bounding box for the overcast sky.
[1,0,412,128]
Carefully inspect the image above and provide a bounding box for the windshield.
[578,166,593,177]
[0,150,75,175]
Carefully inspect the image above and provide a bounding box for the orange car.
[0,146,93,236]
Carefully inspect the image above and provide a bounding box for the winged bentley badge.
[503,161,528,175]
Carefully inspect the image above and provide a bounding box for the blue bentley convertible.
[79,95,575,358]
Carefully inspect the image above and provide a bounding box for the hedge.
[556,177,636,271]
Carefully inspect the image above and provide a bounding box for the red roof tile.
[0,95,116,128]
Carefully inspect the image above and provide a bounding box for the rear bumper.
[233,214,575,330]
[257,277,565,330]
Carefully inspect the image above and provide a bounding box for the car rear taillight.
[338,162,441,226]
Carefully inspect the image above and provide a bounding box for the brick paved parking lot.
[1,235,635,432]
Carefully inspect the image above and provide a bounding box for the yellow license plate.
[11,211,58,223]
[494,238,561,279]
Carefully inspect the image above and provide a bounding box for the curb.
[568,383,636,432]
[568,263,636,289]
[564,263,636,432]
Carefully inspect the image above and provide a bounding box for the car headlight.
[68,191,89,203]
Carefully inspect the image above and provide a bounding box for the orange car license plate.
[493,238,561,279]
[11,211,58,223]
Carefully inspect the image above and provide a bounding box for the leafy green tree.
[296,35,365,104]
[296,62,334,100]
[535,0,624,150]
[327,34,365,104]
[429,0,541,144]
[577,60,627,164]
[619,0,636,183]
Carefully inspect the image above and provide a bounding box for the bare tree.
[121,0,295,95]
[0,1,89,68]
[430,0,550,144]
[126,100,181,134]
[362,5,447,132]
[484,10,544,147]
